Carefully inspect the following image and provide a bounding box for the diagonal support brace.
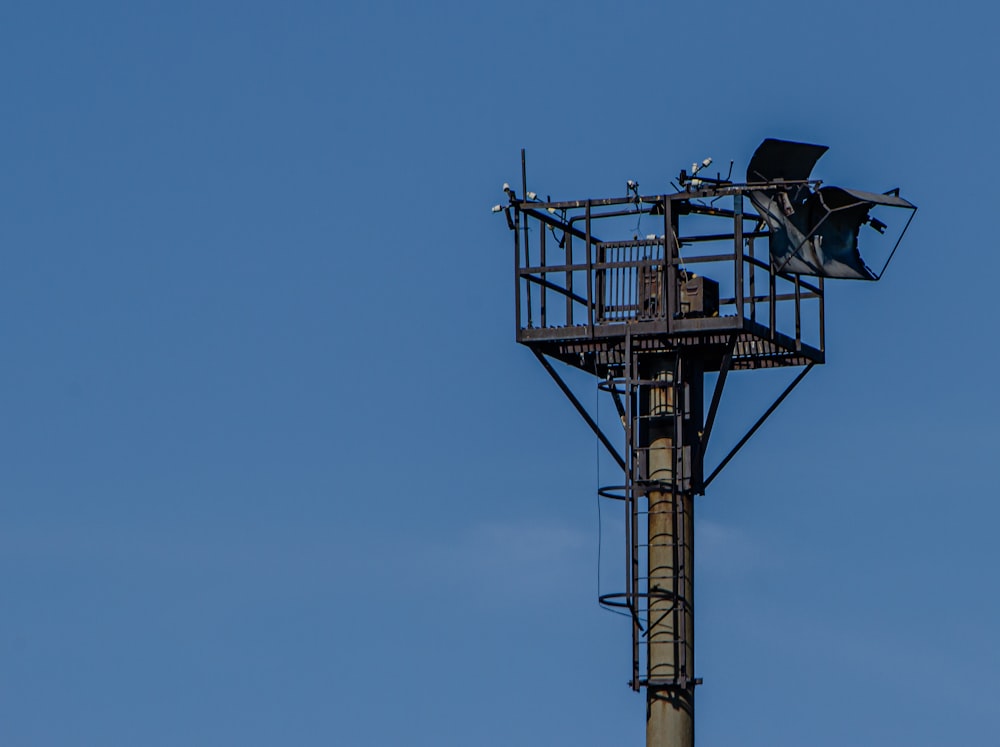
[532,350,627,472]
[700,333,738,457]
[702,363,815,490]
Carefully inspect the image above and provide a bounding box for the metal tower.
[496,140,915,746]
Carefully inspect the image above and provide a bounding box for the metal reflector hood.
[747,138,828,183]
[746,138,913,280]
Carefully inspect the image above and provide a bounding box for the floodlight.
[747,138,916,280]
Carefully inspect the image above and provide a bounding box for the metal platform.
[520,319,823,375]
[511,193,826,375]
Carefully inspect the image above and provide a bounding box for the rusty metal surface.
[508,193,828,370]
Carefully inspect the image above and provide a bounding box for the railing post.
[586,200,594,338]
[566,232,574,326]
[522,149,532,327]
[769,266,777,341]
[663,199,675,332]
[794,273,802,351]
[819,276,825,353]
[734,193,744,325]
[522,220,532,329]
[540,217,547,327]
[514,207,522,334]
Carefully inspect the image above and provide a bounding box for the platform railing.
[514,192,825,355]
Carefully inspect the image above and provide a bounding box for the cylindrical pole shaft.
[644,354,696,747]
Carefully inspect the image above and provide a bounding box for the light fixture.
[746,138,916,280]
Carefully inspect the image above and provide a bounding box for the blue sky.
[1,2,997,745]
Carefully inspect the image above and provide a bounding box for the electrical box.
[638,265,662,319]
[679,274,719,318]
[637,269,720,319]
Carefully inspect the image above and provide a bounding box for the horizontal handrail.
[515,201,824,354]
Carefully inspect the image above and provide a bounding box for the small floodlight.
[690,158,713,177]
[868,217,888,234]
[491,204,503,213]
[527,191,538,200]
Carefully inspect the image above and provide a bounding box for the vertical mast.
[501,139,912,747]
[642,353,701,747]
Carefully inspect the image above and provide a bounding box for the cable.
[594,358,633,620]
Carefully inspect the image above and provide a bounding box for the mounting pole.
[643,353,701,747]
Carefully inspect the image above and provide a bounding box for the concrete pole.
[644,353,698,747]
